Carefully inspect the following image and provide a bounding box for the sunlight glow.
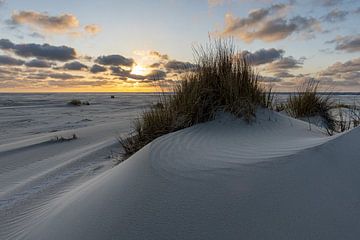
[131,65,147,75]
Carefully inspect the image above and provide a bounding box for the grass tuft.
[68,99,90,106]
[120,39,270,158]
[52,134,78,142]
[285,80,336,133]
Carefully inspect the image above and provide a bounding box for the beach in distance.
[1,92,360,239]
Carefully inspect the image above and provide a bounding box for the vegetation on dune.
[68,99,90,106]
[120,39,272,158]
[120,41,360,158]
[52,134,78,142]
[283,80,360,134]
[285,80,336,133]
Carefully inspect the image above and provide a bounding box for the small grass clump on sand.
[285,80,336,133]
[120,39,272,158]
[52,134,78,142]
[68,99,90,106]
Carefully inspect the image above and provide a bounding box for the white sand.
[0,93,159,239]
[7,109,360,240]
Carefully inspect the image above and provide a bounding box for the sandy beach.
[1,95,360,239]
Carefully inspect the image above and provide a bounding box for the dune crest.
[11,110,360,240]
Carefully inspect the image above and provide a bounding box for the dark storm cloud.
[25,59,53,68]
[95,55,134,66]
[241,48,284,65]
[63,61,88,70]
[0,39,76,61]
[90,64,107,73]
[0,55,24,65]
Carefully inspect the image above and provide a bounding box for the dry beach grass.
[120,39,272,157]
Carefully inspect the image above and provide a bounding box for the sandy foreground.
[1,108,360,239]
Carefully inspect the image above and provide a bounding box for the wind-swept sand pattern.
[11,109,360,240]
[0,93,159,240]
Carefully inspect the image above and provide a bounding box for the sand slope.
[10,109,360,239]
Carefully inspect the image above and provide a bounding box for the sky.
[0,0,359,92]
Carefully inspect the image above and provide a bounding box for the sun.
[131,65,147,75]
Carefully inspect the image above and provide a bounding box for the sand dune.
[9,109,360,240]
[0,122,125,240]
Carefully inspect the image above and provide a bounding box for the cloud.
[0,45,209,89]
[165,60,196,72]
[90,64,107,73]
[149,51,169,60]
[327,35,360,52]
[320,0,344,6]
[241,48,284,65]
[47,79,110,87]
[110,66,131,78]
[146,70,167,80]
[10,11,79,33]
[48,72,83,80]
[0,55,24,65]
[321,9,348,22]
[266,56,304,72]
[127,73,146,80]
[316,57,360,87]
[84,24,101,35]
[320,57,360,76]
[219,4,321,42]
[208,0,226,7]
[109,65,167,81]
[261,58,360,91]
[265,56,304,82]
[0,39,76,61]
[95,54,134,66]
[259,75,282,83]
[25,59,53,68]
[63,61,88,70]
[149,62,161,68]
[273,71,295,78]
[110,66,145,80]
[29,32,45,39]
